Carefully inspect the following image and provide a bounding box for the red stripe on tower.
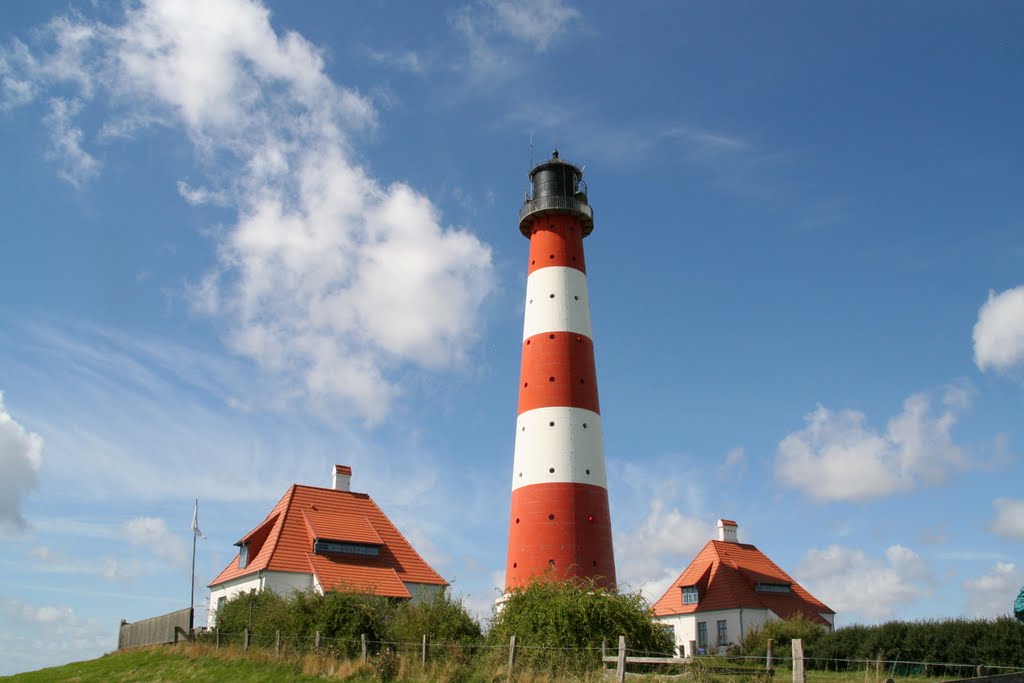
[504,150,616,593]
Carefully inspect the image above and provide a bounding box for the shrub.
[486,576,675,676]
[736,614,828,658]
[390,587,482,658]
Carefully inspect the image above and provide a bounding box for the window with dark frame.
[682,585,699,604]
[313,539,381,557]
[717,619,727,646]
[238,543,249,569]
[697,621,708,649]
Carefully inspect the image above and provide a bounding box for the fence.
[117,607,192,650]
[182,630,1024,682]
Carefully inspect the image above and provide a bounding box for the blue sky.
[2,0,1023,674]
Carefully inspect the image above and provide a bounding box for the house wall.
[207,571,314,628]
[655,607,774,657]
[404,582,444,605]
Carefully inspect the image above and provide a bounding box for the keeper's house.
[653,520,834,657]
[207,465,446,627]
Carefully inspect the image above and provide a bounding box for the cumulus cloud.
[990,498,1024,540]
[798,544,931,621]
[775,387,969,503]
[963,562,1024,618]
[974,286,1024,373]
[615,499,712,600]
[4,0,495,423]
[0,391,43,531]
[122,517,188,566]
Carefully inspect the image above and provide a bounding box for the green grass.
[0,646,335,683]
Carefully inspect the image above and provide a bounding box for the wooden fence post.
[215,628,220,650]
[361,633,368,662]
[602,639,608,670]
[792,638,805,683]
[244,628,251,651]
[616,635,627,683]
[767,638,775,670]
[314,630,321,651]
[275,630,280,656]
[508,635,517,672]
[689,640,697,658]
[422,633,429,665]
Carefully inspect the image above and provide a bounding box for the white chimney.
[332,465,352,492]
[718,519,738,543]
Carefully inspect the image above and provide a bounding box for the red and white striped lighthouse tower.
[504,150,616,592]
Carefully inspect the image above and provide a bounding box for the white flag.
[192,499,206,539]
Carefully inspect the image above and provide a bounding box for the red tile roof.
[652,540,833,625]
[209,484,447,598]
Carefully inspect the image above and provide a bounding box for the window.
[682,585,699,604]
[217,596,226,611]
[697,621,708,650]
[755,582,791,593]
[313,540,381,556]
[717,620,728,646]
[238,543,249,569]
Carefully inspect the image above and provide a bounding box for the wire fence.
[186,630,1024,682]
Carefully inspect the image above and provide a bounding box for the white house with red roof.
[652,520,834,657]
[207,465,447,627]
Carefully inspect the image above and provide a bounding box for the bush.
[487,577,675,676]
[391,587,482,657]
[735,614,828,658]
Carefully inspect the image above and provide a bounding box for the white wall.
[656,608,774,657]
[207,571,314,628]
[404,582,444,605]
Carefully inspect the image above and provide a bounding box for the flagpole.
[190,498,197,633]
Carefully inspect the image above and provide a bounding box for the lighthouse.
[504,150,616,592]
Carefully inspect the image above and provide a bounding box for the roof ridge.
[263,484,299,570]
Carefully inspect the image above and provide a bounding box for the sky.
[1,0,1023,675]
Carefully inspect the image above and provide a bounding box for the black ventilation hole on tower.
[513,562,518,568]
[521,426,525,432]
[548,224,554,230]
[574,295,579,300]
[549,293,555,299]
[549,421,555,427]
[579,379,585,384]
[548,376,555,382]
[571,256,577,262]
[548,467,555,473]
[531,260,535,265]
[549,254,555,260]
[585,468,591,475]
[592,560,597,567]
[523,382,528,388]
[518,472,523,477]
[549,559,556,567]
[516,518,520,524]
[583,423,588,429]
[548,333,555,339]
[526,339,531,345]
[548,514,555,520]
[529,299,533,304]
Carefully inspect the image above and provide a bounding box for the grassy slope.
[0,646,333,683]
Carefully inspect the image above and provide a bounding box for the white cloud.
[974,286,1024,373]
[0,391,43,531]
[42,96,99,187]
[615,498,712,601]
[367,48,426,74]
[798,544,931,621]
[488,0,581,52]
[0,594,112,676]
[990,498,1024,540]
[719,447,745,476]
[122,517,189,566]
[775,388,969,503]
[5,0,495,424]
[962,562,1024,618]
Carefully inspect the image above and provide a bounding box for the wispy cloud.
[962,562,1023,618]
[989,498,1024,541]
[367,48,427,74]
[4,0,496,424]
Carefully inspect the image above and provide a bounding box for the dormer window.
[238,543,249,569]
[313,539,380,557]
[682,585,699,604]
[755,582,791,593]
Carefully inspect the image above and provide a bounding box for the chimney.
[718,519,738,543]
[332,465,352,492]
